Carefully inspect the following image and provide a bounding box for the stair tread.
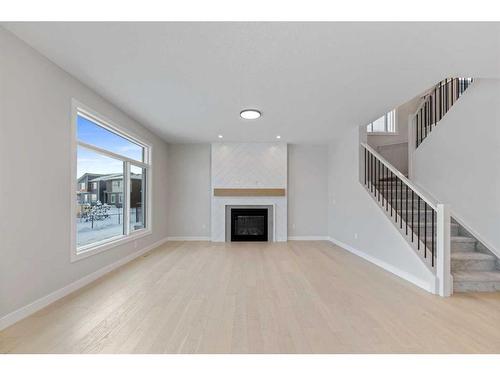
[453,271,500,282]
[451,252,495,261]
[451,236,476,243]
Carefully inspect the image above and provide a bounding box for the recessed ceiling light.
[218,134,223,139]
[276,135,281,139]
[240,109,261,120]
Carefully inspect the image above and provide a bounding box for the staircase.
[361,76,500,295]
[451,221,500,292]
[361,144,452,296]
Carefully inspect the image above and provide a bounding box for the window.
[367,110,396,134]
[73,103,151,260]
[80,182,86,191]
[130,165,146,231]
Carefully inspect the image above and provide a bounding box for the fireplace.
[230,208,268,242]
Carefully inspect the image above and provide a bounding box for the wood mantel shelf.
[213,188,286,197]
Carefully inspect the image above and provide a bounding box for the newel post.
[436,203,452,296]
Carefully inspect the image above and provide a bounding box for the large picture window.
[73,104,151,259]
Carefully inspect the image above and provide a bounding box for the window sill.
[367,132,399,136]
[71,228,152,263]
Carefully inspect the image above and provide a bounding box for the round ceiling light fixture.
[240,109,261,120]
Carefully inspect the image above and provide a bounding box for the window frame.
[366,109,398,135]
[71,99,153,262]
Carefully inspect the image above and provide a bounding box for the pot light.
[276,135,281,139]
[240,109,261,120]
[218,134,223,139]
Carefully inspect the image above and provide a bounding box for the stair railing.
[408,77,473,178]
[361,142,452,296]
[412,77,473,148]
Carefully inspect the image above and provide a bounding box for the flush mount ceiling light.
[276,135,281,139]
[240,109,261,120]
[218,134,223,139]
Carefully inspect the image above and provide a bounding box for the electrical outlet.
[354,233,358,239]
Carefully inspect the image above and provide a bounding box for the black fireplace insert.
[231,208,268,241]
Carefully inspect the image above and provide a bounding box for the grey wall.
[0,28,169,318]
[327,126,435,289]
[413,79,500,257]
[367,96,420,175]
[288,144,328,237]
[376,142,409,176]
[166,144,211,238]
[164,143,329,239]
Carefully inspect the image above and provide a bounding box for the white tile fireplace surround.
[211,143,288,242]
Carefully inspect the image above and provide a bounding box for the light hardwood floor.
[1,240,500,353]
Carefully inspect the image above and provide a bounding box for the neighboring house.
[77,173,143,208]
[76,173,104,205]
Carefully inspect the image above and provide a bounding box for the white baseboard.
[0,236,169,332]
[288,236,330,241]
[167,236,210,241]
[328,236,436,293]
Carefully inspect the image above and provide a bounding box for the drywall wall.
[0,28,169,320]
[367,96,420,148]
[328,126,435,291]
[288,144,328,238]
[376,142,409,176]
[166,144,211,239]
[367,96,420,175]
[413,78,500,257]
[164,143,328,240]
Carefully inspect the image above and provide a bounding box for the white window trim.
[70,99,153,262]
[367,109,398,135]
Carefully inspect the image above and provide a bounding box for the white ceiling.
[3,22,500,143]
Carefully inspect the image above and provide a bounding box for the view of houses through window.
[76,111,149,251]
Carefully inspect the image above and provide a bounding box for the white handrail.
[361,142,438,211]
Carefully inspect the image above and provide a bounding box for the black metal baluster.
[451,78,454,105]
[424,202,427,259]
[377,159,380,200]
[390,171,393,217]
[405,184,408,235]
[419,107,423,145]
[434,88,437,127]
[424,101,427,139]
[411,190,414,242]
[416,112,419,148]
[431,209,435,267]
[395,175,398,223]
[400,179,403,229]
[429,98,433,132]
[385,165,388,211]
[445,79,448,113]
[364,148,367,185]
[440,85,444,118]
[369,152,372,192]
[417,196,421,250]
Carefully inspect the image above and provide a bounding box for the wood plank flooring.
[1,241,500,353]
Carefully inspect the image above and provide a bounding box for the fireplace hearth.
[231,208,268,241]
